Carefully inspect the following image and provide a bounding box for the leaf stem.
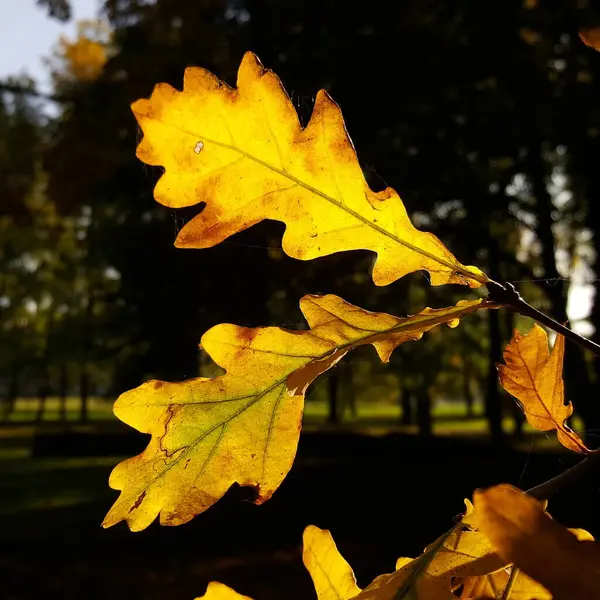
[499,566,519,600]
[486,281,600,358]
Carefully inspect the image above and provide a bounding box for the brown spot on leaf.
[129,490,146,513]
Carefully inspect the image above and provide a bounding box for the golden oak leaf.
[473,484,600,600]
[103,295,487,531]
[302,525,361,600]
[195,582,254,600]
[498,325,588,453]
[580,28,600,51]
[131,52,486,288]
[457,566,552,599]
[351,528,506,600]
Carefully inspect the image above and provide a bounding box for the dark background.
[2,0,600,598]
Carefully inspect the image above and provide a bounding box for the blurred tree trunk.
[327,373,339,424]
[79,294,93,423]
[486,238,505,442]
[59,363,68,421]
[503,308,524,438]
[79,362,89,422]
[3,365,19,421]
[36,369,50,422]
[341,362,356,419]
[416,390,432,437]
[486,308,505,441]
[462,367,475,418]
[528,147,600,435]
[399,387,414,425]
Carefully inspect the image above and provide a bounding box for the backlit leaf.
[473,484,600,600]
[132,52,487,288]
[102,295,487,531]
[458,567,551,599]
[195,582,254,600]
[302,525,361,600]
[498,325,588,453]
[351,527,505,599]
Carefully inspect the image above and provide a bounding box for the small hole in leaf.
[194,141,204,154]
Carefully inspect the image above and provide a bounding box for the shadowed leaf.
[473,484,600,600]
[351,527,505,599]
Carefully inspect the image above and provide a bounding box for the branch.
[486,280,600,358]
[0,82,71,104]
[527,445,600,500]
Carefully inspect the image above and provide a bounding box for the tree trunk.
[463,369,475,418]
[59,363,68,422]
[79,293,93,423]
[4,366,19,421]
[416,389,432,437]
[327,373,339,424]
[400,387,414,425]
[79,362,89,422]
[36,371,50,422]
[529,146,600,436]
[503,306,523,437]
[486,308,505,441]
[486,238,505,442]
[341,363,356,419]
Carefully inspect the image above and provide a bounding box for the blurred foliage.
[48,20,113,87]
[37,0,71,22]
[3,0,600,439]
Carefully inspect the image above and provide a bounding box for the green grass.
[4,395,585,440]
[0,394,581,519]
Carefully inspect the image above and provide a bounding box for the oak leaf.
[131,52,486,288]
[457,567,551,599]
[194,524,507,600]
[195,582,253,600]
[351,527,505,600]
[302,525,361,600]
[498,324,588,453]
[473,484,600,600]
[103,295,487,531]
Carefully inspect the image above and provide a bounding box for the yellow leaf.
[351,527,505,599]
[473,484,600,600]
[195,582,254,600]
[102,295,487,531]
[302,525,361,600]
[580,28,600,51]
[498,325,588,453]
[132,52,487,288]
[461,498,476,529]
[458,567,551,599]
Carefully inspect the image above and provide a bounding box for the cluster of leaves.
[194,484,600,600]
[101,51,600,597]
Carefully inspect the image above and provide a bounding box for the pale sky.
[0,0,100,92]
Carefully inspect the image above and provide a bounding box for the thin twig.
[499,566,519,600]
[486,280,600,358]
[0,82,70,104]
[527,445,600,500]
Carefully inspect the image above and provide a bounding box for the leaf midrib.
[143,113,486,285]
[122,300,485,517]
